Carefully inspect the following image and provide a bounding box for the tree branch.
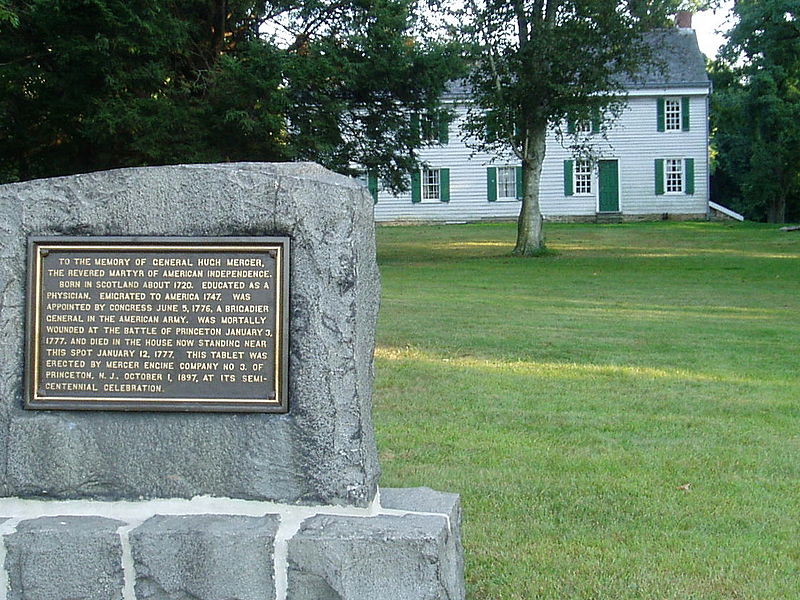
[532,0,545,24]
[545,0,559,24]
[514,0,529,45]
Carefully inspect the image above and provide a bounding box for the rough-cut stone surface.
[0,163,380,505]
[287,511,464,600]
[381,487,463,533]
[381,487,466,600]
[130,514,279,600]
[4,516,125,600]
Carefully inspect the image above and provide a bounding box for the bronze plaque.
[25,236,289,412]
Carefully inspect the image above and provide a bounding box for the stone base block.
[0,488,464,600]
[380,487,465,600]
[288,514,454,600]
[130,514,280,600]
[288,487,464,600]
[4,516,125,600]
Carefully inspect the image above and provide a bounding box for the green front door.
[598,160,620,212]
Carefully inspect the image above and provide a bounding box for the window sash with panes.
[574,160,593,195]
[664,99,681,131]
[422,113,445,143]
[422,168,441,201]
[574,121,591,134]
[665,159,683,193]
[497,167,517,199]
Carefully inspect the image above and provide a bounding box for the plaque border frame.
[24,235,290,413]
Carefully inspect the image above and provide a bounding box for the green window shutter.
[487,167,497,202]
[367,173,378,204]
[439,116,449,144]
[486,119,495,141]
[515,165,524,199]
[439,169,450,202]
[591,109,602,134]
[657,98,665,132]
[567,119,576,134]
[411,170,421,203]
[684,158,695,195]
[655,159,665,195]
[564,160,574,196]
[682,97,690,131]
[411,113,420,144]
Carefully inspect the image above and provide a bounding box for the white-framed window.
[417,112,448,144]
[665,158,683,193]
[497,166,517,199]
[664,98,681,131]
[574,121,591,134]
[413,167,449,203]
[422,168,441,201]
[574,159,593,195]
[655,158,694,195]
[421,113,438,143]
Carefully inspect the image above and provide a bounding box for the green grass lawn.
[373,221,800,600]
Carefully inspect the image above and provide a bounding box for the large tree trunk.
[514,123,547,256]
[768,193,786,224]
[210,0,228,56]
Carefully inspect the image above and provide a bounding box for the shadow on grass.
[375,345,758,386]
[377,221,800,265]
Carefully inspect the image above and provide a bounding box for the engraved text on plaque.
[25,236,289,412]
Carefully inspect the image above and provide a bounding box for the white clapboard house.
[370,24,711,223]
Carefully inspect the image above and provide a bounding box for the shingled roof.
[621,28,710,88]
[443,27,709,99]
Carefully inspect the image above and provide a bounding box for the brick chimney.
[675,10,693,29]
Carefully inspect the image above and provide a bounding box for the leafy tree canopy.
[712,0,800,222]
[0,0,462,190]
[0,0,17,26]
[459,0,709,255]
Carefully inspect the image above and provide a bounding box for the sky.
[693,0,735,59]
